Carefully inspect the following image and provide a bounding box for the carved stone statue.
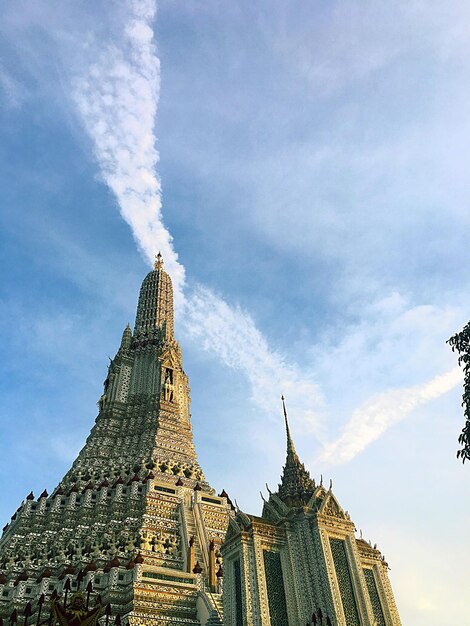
[163,370,174,402]
[52,592,101,626]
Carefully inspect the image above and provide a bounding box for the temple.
[221,400,402,626]
[0,257,402,626]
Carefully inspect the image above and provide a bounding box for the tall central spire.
[0,259,233,625]
[58,253,201,482]
[134,252,174,338]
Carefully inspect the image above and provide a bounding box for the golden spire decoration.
[154,252,164,270]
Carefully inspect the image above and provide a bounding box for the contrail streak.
[71,0,323,431]
[70,0,460,464]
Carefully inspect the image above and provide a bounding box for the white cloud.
[318,366,462,466]
[68,0,464,467]
[312,293,466,465]
[183,284,323,432]
[70,0,324,432]
[72,0,186,306]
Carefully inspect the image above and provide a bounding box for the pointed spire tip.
[154,252,164,271]
[281,394,287,419]
[281,395,298,461]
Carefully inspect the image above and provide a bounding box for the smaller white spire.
[281,395,298,461]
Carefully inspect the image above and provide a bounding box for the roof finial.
[281,395,297,461]
[281,394,287,419]
[154,252,164,271]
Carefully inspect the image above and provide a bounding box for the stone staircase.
[205,591,223,625]
[197,590,224,626]
[212,594,223,614]
[182,497,205,571]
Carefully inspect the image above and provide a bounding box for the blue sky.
[1,1,469,623]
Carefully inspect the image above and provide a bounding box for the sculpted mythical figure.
[52,592,101,626]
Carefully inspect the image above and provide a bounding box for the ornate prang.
[0,261,231,625]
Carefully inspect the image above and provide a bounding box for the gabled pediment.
[160,346,180,369]
[318,491,347,520]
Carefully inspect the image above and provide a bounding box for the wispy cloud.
[72,0,185,305]
[68,0,461,462]
[185,285,323,430]
[70,0,323,431]
[318,367,462,466]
